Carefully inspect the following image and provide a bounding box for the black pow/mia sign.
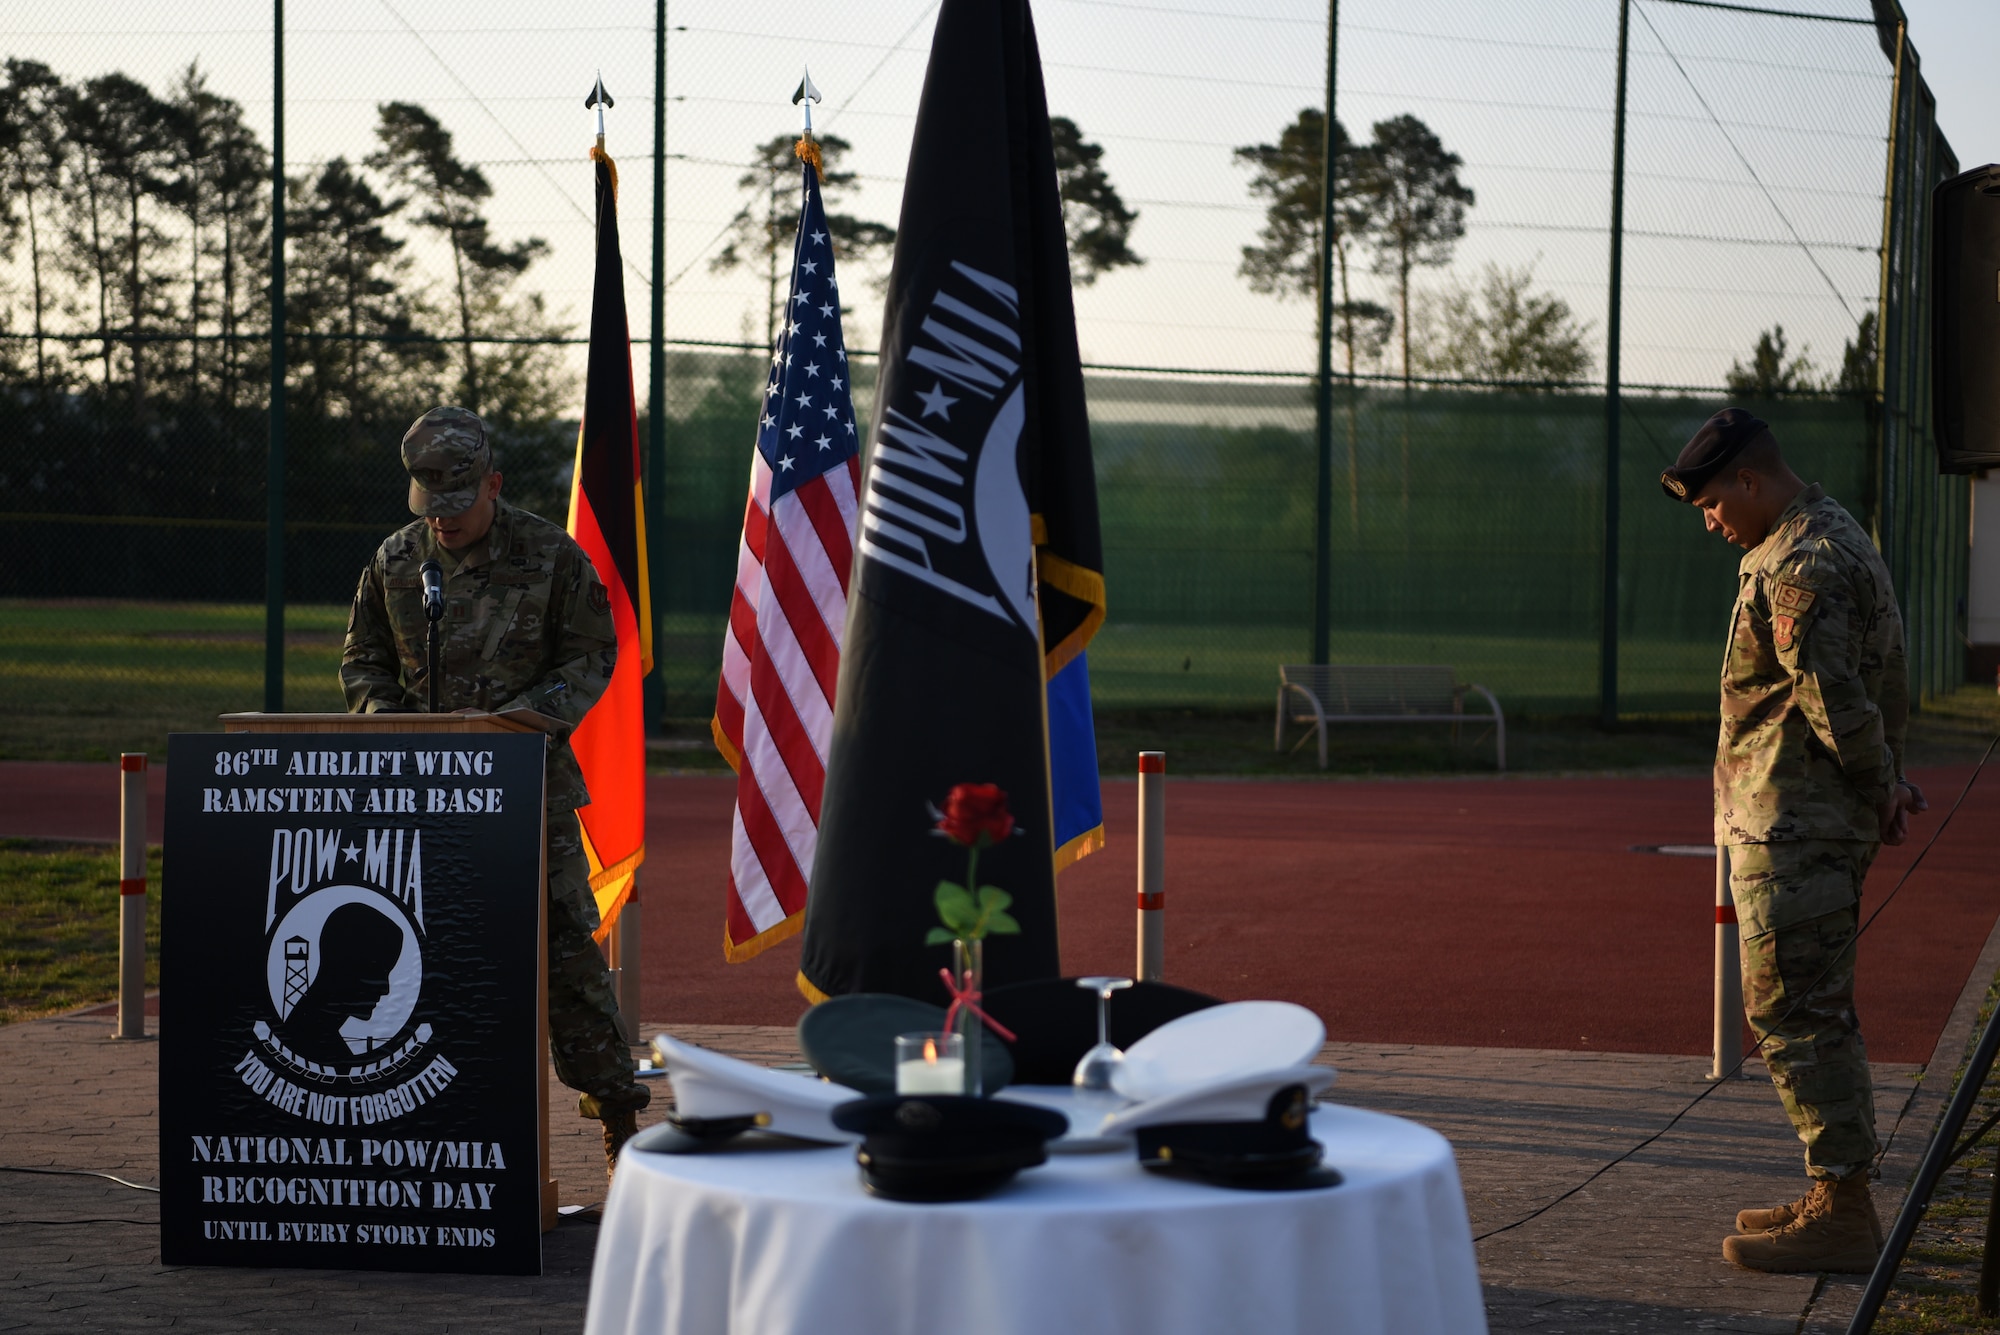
[161,732,546,1274]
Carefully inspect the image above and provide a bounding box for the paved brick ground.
[2,991,1976,1334]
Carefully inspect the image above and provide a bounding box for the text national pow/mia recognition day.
[162,732,549,1275]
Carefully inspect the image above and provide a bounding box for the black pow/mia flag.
[160,733,545,1274]
[799,0,1103,1002]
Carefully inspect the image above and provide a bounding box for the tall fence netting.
[0,0,1966,760]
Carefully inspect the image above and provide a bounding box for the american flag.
[713,147,862,960]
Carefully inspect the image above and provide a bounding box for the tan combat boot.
[602,1108,639,1184]
[1737,1182,1883,1249]
[1722,1175,1880,1273]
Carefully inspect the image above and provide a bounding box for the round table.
[584,1098,1487,1335]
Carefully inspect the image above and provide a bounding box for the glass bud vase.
[952,937,984,1097]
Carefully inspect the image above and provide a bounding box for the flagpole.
[645,0,668,739]
[794,66,822,148]
[1310,0,1337,668]
[264,0,287,710]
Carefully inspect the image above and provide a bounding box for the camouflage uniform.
[341,493,649,1118]
[1717,482,1906,1179]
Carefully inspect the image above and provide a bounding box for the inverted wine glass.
[1072,976,1135,1092]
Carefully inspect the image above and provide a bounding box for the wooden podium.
[219,712,561,1232]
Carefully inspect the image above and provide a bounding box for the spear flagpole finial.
[586,71,614,149]
[792,66,822,140]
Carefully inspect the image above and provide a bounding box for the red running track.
[9,761,1995,1062]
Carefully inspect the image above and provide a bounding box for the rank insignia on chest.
[1773,613,1797,649]
[1772,583,1817,614]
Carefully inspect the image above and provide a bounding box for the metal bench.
[1275,664,1505,771]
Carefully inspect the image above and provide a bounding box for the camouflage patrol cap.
[401,406,492,517]
[1660,407,1770,502]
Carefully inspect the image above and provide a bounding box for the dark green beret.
[797,993,1014,1094]
[1660,407,1769,502]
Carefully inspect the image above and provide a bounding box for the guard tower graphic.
[283,936,311,1015]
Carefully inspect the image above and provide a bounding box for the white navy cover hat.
[1110,999,1327,1103]
[1099,1063,1337,1138]
[652,1034,862,1143]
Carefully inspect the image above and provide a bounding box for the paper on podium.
[488,707,566,734]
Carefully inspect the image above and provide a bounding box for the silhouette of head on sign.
[283,902,405,1065]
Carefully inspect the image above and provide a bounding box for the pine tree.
[1,60,70,391]
[711,133,894,348]
[286,157,430,418]
[1048,117,1141,286]
[1353,114,1474,384]
[1724,325,1821,396]
[1233,109,1387,375]
[369,102,546,414]
[61,73,177,408]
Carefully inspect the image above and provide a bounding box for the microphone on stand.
[419,559,445,714]
[420,560,445,623]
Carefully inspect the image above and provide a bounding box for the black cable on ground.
[1475,734,1998,1243]
[0,1165,159,1192]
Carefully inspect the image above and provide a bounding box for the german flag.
[567,145,652,939]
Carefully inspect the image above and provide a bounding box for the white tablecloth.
[585,1100,1487,1335]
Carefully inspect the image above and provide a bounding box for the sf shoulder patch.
[1772,583,1817,614]
[587,582,610,616]
[1771,582,1814,650]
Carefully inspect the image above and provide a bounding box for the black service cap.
[1660,407,1770,502]
[832,1094,1069,1202]
[980,977,1222,1085]
[1135,1083,1340,1191]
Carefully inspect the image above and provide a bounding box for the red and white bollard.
[1709,845,1742,1080]
[1136,751,1165,982]
[117,753,148,1040]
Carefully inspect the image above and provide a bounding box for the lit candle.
[894,1032,966,1095]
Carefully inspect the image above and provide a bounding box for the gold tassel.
[589,144,620,202]
[794,135,823,175]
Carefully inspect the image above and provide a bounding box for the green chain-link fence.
[0,0,1969,761]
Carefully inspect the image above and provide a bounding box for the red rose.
[935,783,1015,848]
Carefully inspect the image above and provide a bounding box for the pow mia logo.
[238,828,460,1127]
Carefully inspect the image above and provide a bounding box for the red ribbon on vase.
[938,966,1019,1043]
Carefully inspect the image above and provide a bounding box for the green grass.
[1085,623,1727,715]
[0,839,162,1024]
[1091,707,1717,777]
[1870,970,2000,1334]
[5,599,1995,774]
[0,599,349,761]
[0,600,738,762]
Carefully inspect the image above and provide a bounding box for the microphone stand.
[424,601,444,715]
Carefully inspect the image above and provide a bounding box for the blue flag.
[1049,652,1102,869]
